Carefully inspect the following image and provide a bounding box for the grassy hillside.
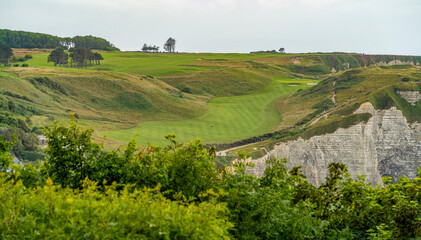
[229,65,421,157]
[0,67,207,128]
[101,77,317,146]
[24,51,288,77]
[1,50,420,153]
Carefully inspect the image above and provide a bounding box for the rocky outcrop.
[374,60,416,66]
[398,91,421,105]
[246,102,421,186]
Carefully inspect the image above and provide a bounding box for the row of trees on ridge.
[141,44,159,52]
[48,47,103,68]
[142,37,176,53]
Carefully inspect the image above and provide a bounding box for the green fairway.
[26,52,288,77]
[101,77,318,146]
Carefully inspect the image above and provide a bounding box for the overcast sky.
[1,0,420,55]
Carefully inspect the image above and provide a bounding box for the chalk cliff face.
[373,60,418,66]
[246,101,421,186]
[398,91,421,105]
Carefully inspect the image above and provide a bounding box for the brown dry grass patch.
[252,56,292,65]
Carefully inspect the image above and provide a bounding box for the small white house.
[38,135,48,149]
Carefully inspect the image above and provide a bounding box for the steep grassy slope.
[228,65,421,157]
[0,67,207,130]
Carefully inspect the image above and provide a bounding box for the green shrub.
[0,176,232,239]
[284,64,331,75]
[312,98,335,110]
[380,65,412,69]
[19,150,47,162]
[0,136,13,170]
[3,91,33,102]
[220,156,325,239]
[29,77,68,95]
[1,118,420,239]
[42,117,219,199]
[181,87,192,93]
[292,162,421,239]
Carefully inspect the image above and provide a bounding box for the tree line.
[48,47,103,68]
[0,117,420,239]
[0,44,104,68]
[142,37,176,53]
[141,44,159,52]
[0,29,119,51]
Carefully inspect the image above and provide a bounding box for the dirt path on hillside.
[216,141,266,156]
[309,81,337,126]
[331,81,337,107]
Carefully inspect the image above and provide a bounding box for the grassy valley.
[102,77,317,146]
[1,50,420,152]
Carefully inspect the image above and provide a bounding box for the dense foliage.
[0,99,43,162]
[48,47,103,68]
[0,176,232,239]
[142,43,160,52]
[0,118,420,239]
[0,29,119,50]
[163,37,176,52]
[0,45,13,66]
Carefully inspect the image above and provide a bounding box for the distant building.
[38,135,48,147]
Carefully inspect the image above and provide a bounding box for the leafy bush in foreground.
[42,117,219,200]
[0,118,420,239]
[0,176,232,239]
[220,156,325,239]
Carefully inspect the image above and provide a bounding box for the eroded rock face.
[398,91,421,105]
[246,102,421,186]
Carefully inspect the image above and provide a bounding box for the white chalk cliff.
[246,101,421,186]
